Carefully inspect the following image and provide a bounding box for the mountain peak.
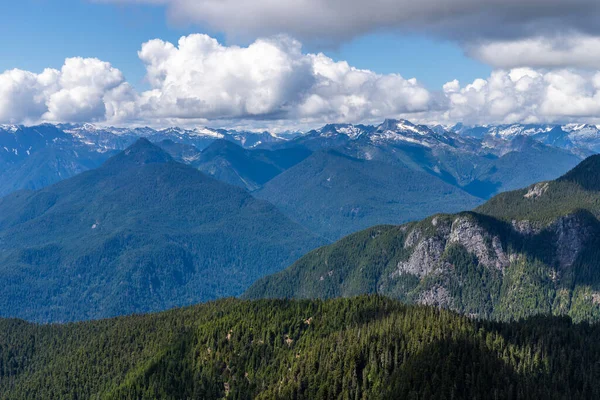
[558,154,600,191]
[103,138,173,169]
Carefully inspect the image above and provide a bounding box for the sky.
[2,0,600,129]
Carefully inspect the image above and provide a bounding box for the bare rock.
[524,182,549,199]
[395,237,445,278]
[404,228,422,248]
[449,217,509,270]
[553,214,591,268]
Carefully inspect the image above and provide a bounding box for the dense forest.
[1,296,600,399]
[0,139,323,322]
[245,155,600,323]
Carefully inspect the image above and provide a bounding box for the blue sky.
[1,0,600,128]
[0,0,490,90]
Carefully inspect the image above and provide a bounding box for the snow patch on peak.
[193,127,225,138]
[395,120,428,135]
[0,124,21,133]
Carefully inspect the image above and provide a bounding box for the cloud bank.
[0,34,432,127]
[3,34,600,128]
[95,0,600,69]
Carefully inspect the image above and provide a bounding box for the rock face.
[511,220,541,235]
[553,214,592,268]
[396,237,446,278]
[389,211,597,310]
[395,215,510,284]
[418,285,452,308]
[448,217,509,270]
[524,182,549,199]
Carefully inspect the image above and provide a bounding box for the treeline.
[1,296,600,399]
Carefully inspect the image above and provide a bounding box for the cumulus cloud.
[129,34,432,124]
[4,33,600,128]
[0,34,432,126]
[441,68,600,125]
[0,58,129,124]
[95,0,600,69]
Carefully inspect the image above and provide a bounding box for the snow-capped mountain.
[304,119,481,154]
[55,123,287,152]
[0,118,588,205]
[452,123,600,154]
[314,123,375,139]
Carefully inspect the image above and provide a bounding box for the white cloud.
[441,68,600,125]
[0,58,129,124]
[4,33,600,128]
[133,34,432,124]
[0,34,432,126]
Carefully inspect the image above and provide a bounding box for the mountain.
[272,119,583,199]
[62,123,286,151]
[255,149,483,240]
[156,139,203,164]
[0,139,323,322]
[466,135,584,197]
[0,124,118,196]
[0,123,294,198]
[245,155,600,322]
[0,120,584,201]
[0,146,113,197]
[2,296,600,399]
[453,123,600,154]
[194,139,312,191]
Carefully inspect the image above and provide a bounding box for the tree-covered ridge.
[245,155,600,322]
[1,296,600,399]
[255,149,482,240]
[0,139,324,323]
[476,154,600,224]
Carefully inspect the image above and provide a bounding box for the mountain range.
[245,154,600,322]
[0,139,323,322]
[0,119,588,241]
[0,121,599,397]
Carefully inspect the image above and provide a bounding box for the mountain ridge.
[245,154,600,322]
[0,139,324,322]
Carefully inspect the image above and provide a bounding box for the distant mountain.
[2,297,600,400]
[194,139,312,191]
[245,155,600,322]
[255,149,482,240]
[271,119,583,199]
[156,139,203,164]
[0,120,586,205]
[0,139,323,322]
[61,123,286,151]
[0,124,292,197]
[452,123,600,154]
[0,146,113,197]
[466,135,583,197]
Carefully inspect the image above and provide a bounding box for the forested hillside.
[256,149,482,239]
[1,297,600,399]
[0,139,323,322]
[245,155,600,322]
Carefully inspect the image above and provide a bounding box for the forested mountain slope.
[256,149,482,240]
[0,139,323,322]
[245,155,600,322]
[1,297,600,399]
